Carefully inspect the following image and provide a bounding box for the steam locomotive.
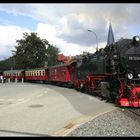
[2,24,140,107]
[75,35,140,107]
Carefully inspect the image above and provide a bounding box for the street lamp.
[88,29,98,51]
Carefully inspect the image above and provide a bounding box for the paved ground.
[0,82,117,136]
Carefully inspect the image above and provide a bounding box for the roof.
[49,61,76,69]
[4,69,24,73]
[57,53,72,63]
[25,68,45,71]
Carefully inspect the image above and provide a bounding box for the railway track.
[128,108,140,116]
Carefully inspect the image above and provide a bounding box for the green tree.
[0,56,15,70]
[46,44,60,66]
[14,32,59,68]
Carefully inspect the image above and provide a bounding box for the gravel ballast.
[68,109,140,136]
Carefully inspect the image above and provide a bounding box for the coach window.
[42,71,44,76]
[55,69,57,75]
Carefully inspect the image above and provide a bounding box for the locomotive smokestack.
[107,23,115,45]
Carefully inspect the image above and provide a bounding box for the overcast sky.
[0,3,140,60]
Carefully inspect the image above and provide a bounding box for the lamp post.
[88,29,98,51]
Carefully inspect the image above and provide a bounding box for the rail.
[129,109,140,116]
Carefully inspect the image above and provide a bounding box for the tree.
[14,32,59,68]
[46,44,60,66]
[0,56,15,70]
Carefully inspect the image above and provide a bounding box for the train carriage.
[25,68,49,82]
[3,69,24,81]
[48,61,76,87]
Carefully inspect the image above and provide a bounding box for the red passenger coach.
[3,70,24,81]
[25,68,49,82]
[48,61,76,87]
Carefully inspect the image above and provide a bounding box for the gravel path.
[68,109,140,136]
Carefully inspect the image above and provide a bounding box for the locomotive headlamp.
[127,73,133,79]
[133,36,140,42]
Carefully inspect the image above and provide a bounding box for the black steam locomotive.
[75,25,140,107]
